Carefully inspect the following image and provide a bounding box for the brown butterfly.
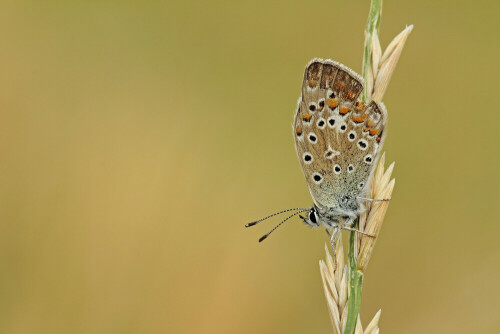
[247,59,389,250]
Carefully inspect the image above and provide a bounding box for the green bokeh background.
[1,1,499,333]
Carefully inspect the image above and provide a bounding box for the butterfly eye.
[309,210,318,224]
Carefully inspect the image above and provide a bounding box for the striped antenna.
[258,209,308,242]
[245,208,308,227]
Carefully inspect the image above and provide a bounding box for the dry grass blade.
[364,310,381,334]
[321,154,393,332]
[372,25,413,102]
[354,315,364,334]
[357,156,395,272]
[320,257,384,334]
[370,33,382,81]
[320,260,342,334]
[319,235,347,334]
[364,32,382,102]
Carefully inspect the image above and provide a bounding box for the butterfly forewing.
[293,59,387,211]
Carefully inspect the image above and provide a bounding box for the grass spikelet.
[319,0,412,332]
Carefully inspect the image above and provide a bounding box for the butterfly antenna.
[258,210,308,242]
[245,208,308,227]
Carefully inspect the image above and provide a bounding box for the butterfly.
[246,58,389,250]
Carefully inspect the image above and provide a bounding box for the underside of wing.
[293,59,387,209]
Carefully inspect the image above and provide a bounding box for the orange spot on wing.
[339,106,350,115]
[296,125,303,136]
[352,113,367,123]
[308,80,317,88]
[335,82,346,91]
[327,98,339,109]
[346,91,356,100]
[366,119,376,128]
[355,101,366,111]
[376,136,381,143]
[302,114,312,122]
[369,129,379,136]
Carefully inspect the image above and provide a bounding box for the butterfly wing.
[293,59,387,210]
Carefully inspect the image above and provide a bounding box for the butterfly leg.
[357,197,392,202]
[342,216,355,228]
[325,227,340,267]
[340,217,375,237]
[341,226,375,237]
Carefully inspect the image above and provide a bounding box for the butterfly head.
[300,196,362,230]
[299,207,321,228]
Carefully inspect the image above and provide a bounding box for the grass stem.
[344,220,364,334]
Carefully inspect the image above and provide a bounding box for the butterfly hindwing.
[293,59,387,210]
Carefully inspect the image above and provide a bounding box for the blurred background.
[0,0,499,333]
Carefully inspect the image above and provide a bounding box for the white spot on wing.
[327,116,336,128]
[307,85,319,93]
[303,152,313,164]
[308,132,317,144]
[348,130,357,142]
[324,146,340,159]
[333,164,341,175]
[316,118,326,129]
[312,172,323,184]
[338,121,347,133]
[357,139,368,150]
[308,102,317,112]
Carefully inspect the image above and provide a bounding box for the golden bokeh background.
[1,0,499,333]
